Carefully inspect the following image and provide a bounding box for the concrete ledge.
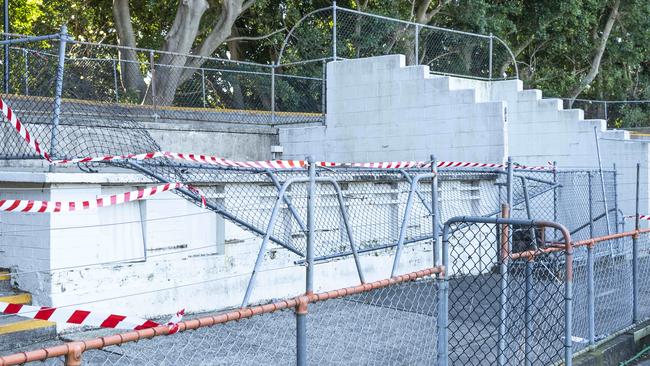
[574,320,650,366]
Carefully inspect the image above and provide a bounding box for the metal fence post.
[488,33,493,80]
[604,101,608,123]
[201,68,206,108]
[3,0,8,95]
[112,59,119,103]
[23,48,29,95]
[431,155,440,266]
[594,126,612,236]
[521,177,535,366]
[633,162,640,323]
[49,25,68,160]
[553,161,558,223]
[332,1,337,61]
[414,25,420,65]
[586,171,595,347]
[149,50,157,119]
[295,296,308,366]
[321,60,326,123]
[437,227,450,366]
[271,64,276,125]
[306,155,316,294]
[613,163,619,233]
[498,157,513,366]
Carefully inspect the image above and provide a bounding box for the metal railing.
[0,4,519,137]
[563,98,650,129]
[278,3,519,80]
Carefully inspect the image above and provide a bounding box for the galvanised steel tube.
[240,177,299,307]
[265,170,307,232]
[390,173,436,277]
[498,157,514,366]
[525,258,533,366]
[437,225,451,366]
[306,156,316,294]
[588,171,596,346]
[49,25,68,160]
[329,178,365,284]
[432,155,441,266]
[633,162,640,323]
[587,244,595,346]
[295,297,308,366]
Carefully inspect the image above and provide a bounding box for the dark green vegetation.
[4,0,650,127]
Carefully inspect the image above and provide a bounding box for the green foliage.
[4,0,650,125]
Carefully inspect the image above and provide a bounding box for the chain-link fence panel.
[444,220,568,365]
[4,268,441,366]
[308,275,438,365]
[639,231,650,321]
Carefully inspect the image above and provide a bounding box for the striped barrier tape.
[0,98,51,162]
[0,97,553,172]
[0,301,183,332]
[0,182,206,213]
[54,152,552,171]
[626,214,650,220]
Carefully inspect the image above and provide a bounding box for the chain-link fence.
[563,98,650,130]
[0,267,442,366]
[277,6,518,80]
[440,218,571,366]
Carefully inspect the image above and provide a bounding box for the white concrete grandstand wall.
[280,55,650,226]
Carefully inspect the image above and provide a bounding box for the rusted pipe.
[0,266,443,366]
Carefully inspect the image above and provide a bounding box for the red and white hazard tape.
[0,301,184,332]
[53,152,552,171]
[0,182,206,213]
[0,96,552,172]
[627,214,650,220]
[0,98,51,162]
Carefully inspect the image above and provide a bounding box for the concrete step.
[0,291,58,352]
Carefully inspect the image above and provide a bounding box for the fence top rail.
[572,228,650,248]
[337,6,492,39]
[0,266,442,366]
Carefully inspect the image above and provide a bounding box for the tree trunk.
[153,0,210,106]
[112,0,147,100]
[568,0,620,108]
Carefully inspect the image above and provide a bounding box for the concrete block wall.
[280,55,650,223]
[449,77,650,222]
[280,55,508,163]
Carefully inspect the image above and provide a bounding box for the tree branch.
[112,0,146,97]
[568,0,621,107]
[226,27,287,42]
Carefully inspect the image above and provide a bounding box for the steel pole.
[271,64,275,125]
[414,25,420,65]
[23,48,28,95]
[488,33,493,80]
[613,163,619,233]
[633,162,640,323]
[594,127,612,236]
[332,1,337,61]
[431,155,440,266]
[295,298,307,366]
[498,157,513,366]
[306,156,316,294]
[112,59,119,102]
[3,0,8,94]
[201,68,206,108]
[49,25,68,161]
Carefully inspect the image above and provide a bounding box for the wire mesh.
[639,231,650,321]
[307,276,438,365]
[444,220,567,365]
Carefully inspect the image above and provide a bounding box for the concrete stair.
[0,269,57,352]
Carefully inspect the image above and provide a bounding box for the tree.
[112,0,257,105]
[567,0,620,107]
